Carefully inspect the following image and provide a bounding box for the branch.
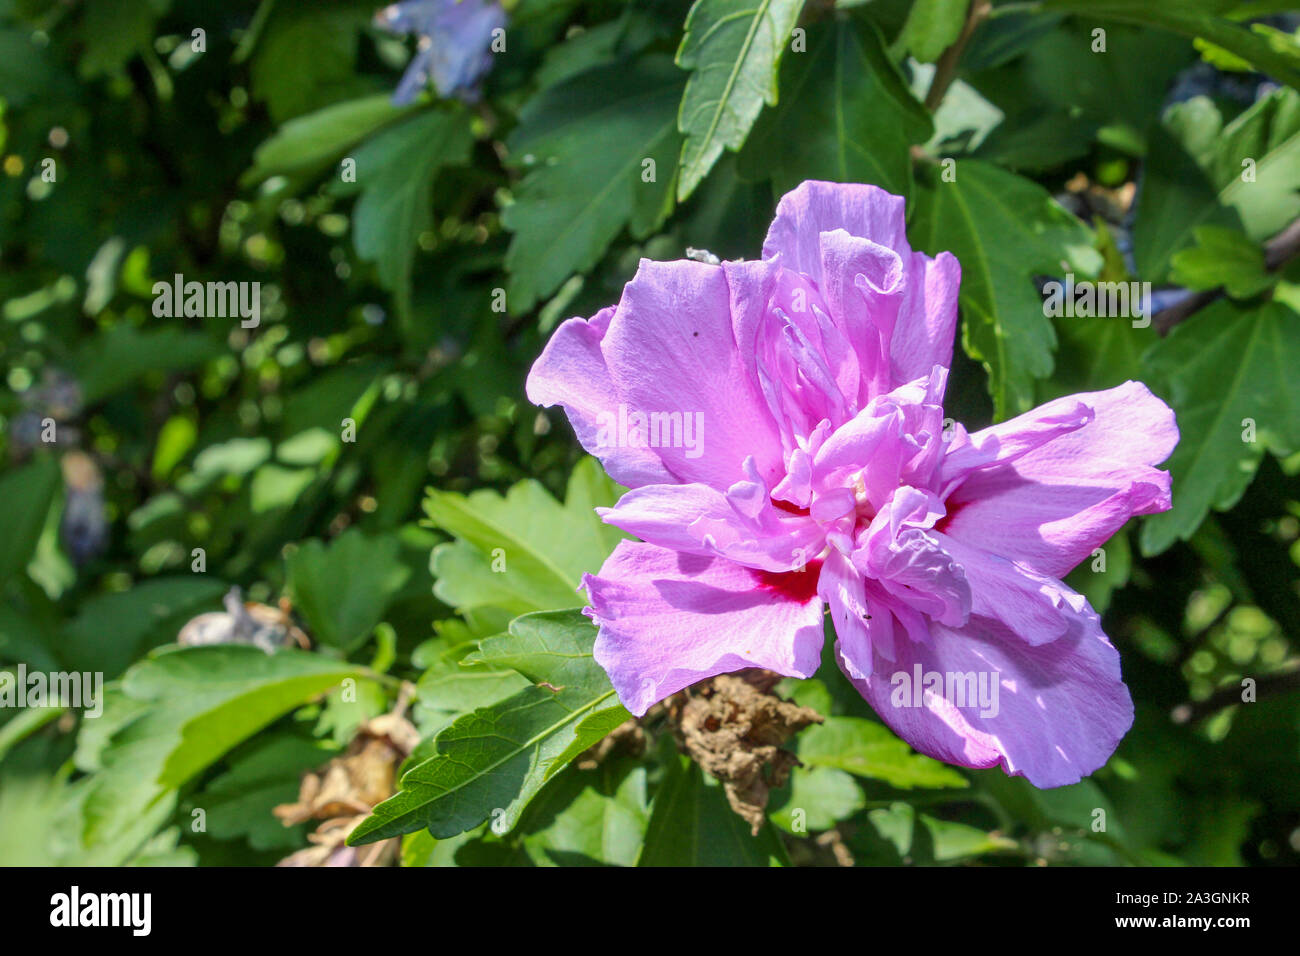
[923,0,992,113]
[1170,661,1300,725]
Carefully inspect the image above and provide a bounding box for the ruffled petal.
[936,532,1097,647]
[585,541,825,716]
[938,398,1094,492]
[601,259,787,491]
[853,487,970,628]
[762,180,911,277]
[597,472,826,573]
[889,251,961,385]
[818,549,875,681]
[525,307,675,488]
[841,604,1134,788]
[939,382,1177,578]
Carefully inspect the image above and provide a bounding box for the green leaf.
[413,633,532,736]
[457,760,651,866]
[249,1,368,122]
[797,716,969,789]
[739,18,932,199]
[1133,121,1241,282]
[675,0,807,201]
[71,326,224,404]
[867,801,1017,863]
[892,0,968,63]
[1040,221,1157,403]
[1206,88,1300,242]
[502,56,684,312]
[0,456,59,587]
[61,576,229,676]
[0,26,61,108]
[343,109,474,317]
[1138,89,1300,279]
[242,95,411,187]
[76,0,166,79]
[638,752,788,866]
[426,457,625,618]
[769,765,866,833]
[1170,225,1275,299]
[516,763,649,866]
[192,734,336,851]
[0,737,74,865]
[1042,0,1300,89]
[287,528,412,652]
[1140,300,1300,554]
[70,646,360,861]
[348,610,629,844]
[910,159,1101,418]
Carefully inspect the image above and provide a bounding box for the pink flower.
[526,181,1177,788]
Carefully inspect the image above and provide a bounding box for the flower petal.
[854,487,970,628]
[936,531,1097,647]
[939,382,1177,578]
[762,181,910,277]
[841,609,1134,788]
[585,541,825,716]
[818,549,876,681]
[602,259,787,491]
[598,473,826,573]
[889,251,961,385]
[526,307,676,488]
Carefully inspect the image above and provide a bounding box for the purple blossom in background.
[374,0,505,105]
[527,181,1180,789]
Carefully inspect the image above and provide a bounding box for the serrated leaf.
[502,56,684,312]
[286,528,411,651]
[1199,88,1300,241]
[1170,225,1274,299]
[1133,122,1241,282]
[637,752,788,866]
[70,646,360,862]
[798,716,969,789]
[910,159,1101,418]
[1140,300,1300,554]
[414,635,532,736]
[348,610,628,844]
[674,0,807,200]
[426,457,625,618]
[1137,90,1300,280]
[739,17,931,198]
[343,108,474,316]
